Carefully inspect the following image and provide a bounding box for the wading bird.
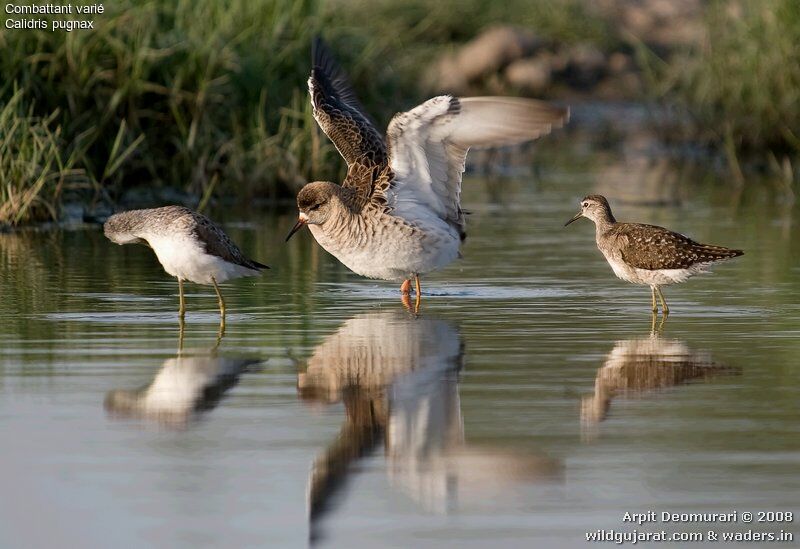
[104,206,267,324]
[565,195,743,314]
[286,38,568,311]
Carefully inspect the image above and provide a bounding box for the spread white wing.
[386,96,568,230]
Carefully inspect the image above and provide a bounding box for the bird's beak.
[285,212,308,242]
[564,212,583,227]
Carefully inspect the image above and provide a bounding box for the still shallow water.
[1,157,799,547]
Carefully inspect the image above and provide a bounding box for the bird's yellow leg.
[178,278,186,320]
[651,287,658,314]
[649,311,667,335]
[211,276,226,321]
[656,287,669,316]
[214,316,225,351]
[177,314,186,353]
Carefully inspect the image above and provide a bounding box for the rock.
[504,57,552,95]
[59,202,85,225]
[593,71,643,100]
[563,44,607,89]
[608,52,633,74]
[428,26,544,92]
[83,202,114,224]
[120,186,197,210]
[592,0,705,49]
[427,51,469,94]
[456,26,543,81]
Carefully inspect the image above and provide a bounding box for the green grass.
[0,0,619,225]
[646,0,800,159]
[0,0,345,225]
[2,0,798,225]
[0,89,79,225]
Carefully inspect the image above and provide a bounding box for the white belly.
[147,235,258,284]
[309,215,460,282]
[603,252,708,287]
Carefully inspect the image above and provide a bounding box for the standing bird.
[286,38,568,309]
[565,195,743,314]
[104,206,268,322]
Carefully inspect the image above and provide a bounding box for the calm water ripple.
[1,169,799,547]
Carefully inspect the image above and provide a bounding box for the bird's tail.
[247,259,270,270]
[692,244,744,261]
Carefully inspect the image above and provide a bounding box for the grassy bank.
[646,0,800,164]
[0,0,617,226]
[1,0,344,225]
[1,0,798,226]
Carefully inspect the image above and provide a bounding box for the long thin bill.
[564,213,582,227]
[285,219,306,242]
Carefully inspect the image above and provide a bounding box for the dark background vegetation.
[1,0,798,225]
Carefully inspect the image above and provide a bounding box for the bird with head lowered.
[105,206,268,325]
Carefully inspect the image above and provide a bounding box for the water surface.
[1,152,799,547]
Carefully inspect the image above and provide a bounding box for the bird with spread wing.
[286,38,569,310]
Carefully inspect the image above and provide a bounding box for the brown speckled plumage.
[297,38,568,287]
[309,37,391,209]
[584,195,744,270]
[105,205,266,319]
[610,223,743,270]
[567,194,743,313]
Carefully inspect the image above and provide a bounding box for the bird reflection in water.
[581,326,740,435]
[298,311,562,542]
[104,332,260,429]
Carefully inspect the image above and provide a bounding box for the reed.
[648,0,800,158]
[2,0,797,225]
[0,89,81,225]
[0,0,344,224]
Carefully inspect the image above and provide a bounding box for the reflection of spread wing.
[614,223,743,270]
[300,311,463,540]
[191,212,268,270]
[308,391,385,540]
[308,37,388,203]
[387,96,568,234]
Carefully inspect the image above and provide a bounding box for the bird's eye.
[309,203,321,211]
[582,202,588,208]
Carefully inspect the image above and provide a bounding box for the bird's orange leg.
[400,279,411,295]
[413,274,421,313]
[401,293,413,312]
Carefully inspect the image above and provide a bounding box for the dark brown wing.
[309,37,388,201]
[614,223,743,270]
[190,213,268,271]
